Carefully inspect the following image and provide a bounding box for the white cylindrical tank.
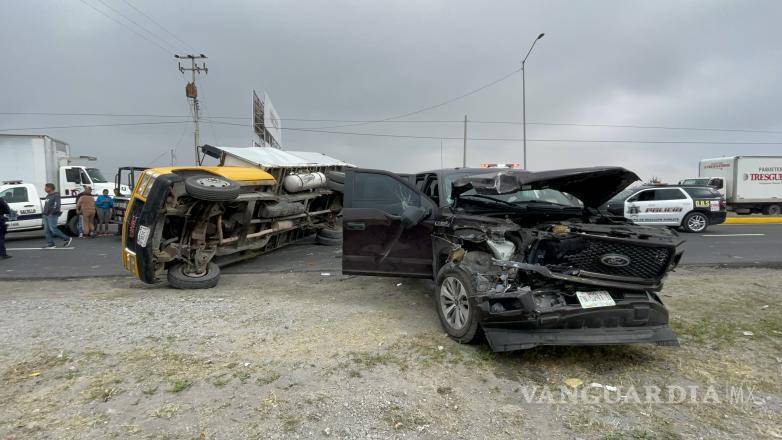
[283,172,327,193]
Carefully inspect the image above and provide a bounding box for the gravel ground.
[1,268,781,439]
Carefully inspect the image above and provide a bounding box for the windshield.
[607,188,636,204]
[444,173,580,208]
[86,168,107,183]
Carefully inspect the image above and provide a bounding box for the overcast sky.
[2,0,781,183]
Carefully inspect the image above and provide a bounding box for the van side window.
[65,168,81,183]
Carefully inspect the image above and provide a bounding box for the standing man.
[76,186,97,238]
[43,183,72,248]
[95,189,113,236]
[0,195,14,259]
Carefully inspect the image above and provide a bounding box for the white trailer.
[699,156,782,215]
[0,134,124,197]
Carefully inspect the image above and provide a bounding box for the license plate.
[576,291,616,309]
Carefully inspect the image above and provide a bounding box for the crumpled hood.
[451,167,640,208]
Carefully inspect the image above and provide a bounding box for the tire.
[681,211,709,233]
[66,216,79,236]
[316,233,341,246]
[764,204,781,216]
[184,175,240,202]
[318,227,343,239]
[326,171,345,184]
[326,180,344,193]
[434,264,481,343]
[167,262,220,289]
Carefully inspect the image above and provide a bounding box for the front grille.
[561,238,672,280]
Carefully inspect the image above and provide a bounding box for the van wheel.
[434,264,481,344]
[682,212,708,233]
[167,262,220,289]
[764,204,781,216]
[184,175,240,202]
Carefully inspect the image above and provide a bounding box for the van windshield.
[86,168,107,183]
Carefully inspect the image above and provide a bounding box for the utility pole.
[175,54,208,165]
[462,115,468,167]
[440,138,444,168]
[521,33,544,170]
[169,149,175,167]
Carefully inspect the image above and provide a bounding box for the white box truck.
[698,156,782,215]
[0,134,128,234]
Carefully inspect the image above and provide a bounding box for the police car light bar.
[480,163,522,169]
[2,180,23,185]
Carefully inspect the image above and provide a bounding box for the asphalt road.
[1,224,781,280]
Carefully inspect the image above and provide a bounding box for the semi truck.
[0,134,129,234]
[697,156,782,215]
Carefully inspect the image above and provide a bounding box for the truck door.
[0,185,42,231]
[342,169,436,278]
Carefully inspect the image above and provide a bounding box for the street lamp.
[522,32,544,170]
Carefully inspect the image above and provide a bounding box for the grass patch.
[382,404,429,430]
[168,379,192,393]
[279,413,300,433]
[255,371,281,386]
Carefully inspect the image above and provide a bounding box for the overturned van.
[121,145,349,289]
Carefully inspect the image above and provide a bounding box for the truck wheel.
[434,264,481,344]
[682,212,708,233]
[764,204,781,215]
[167,262,220,289]
[184,175,240,202]
[66,216,79,236]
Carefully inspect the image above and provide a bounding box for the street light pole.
[522,33,544,170]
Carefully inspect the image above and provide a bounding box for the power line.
[0,121,189,132]
[119,0,197,52]
[4,111,782,135]
[91,0,177,52]
[77,0,171,55]
[208,121,782,144]
[1,119,780,146]
[310,66,524,130]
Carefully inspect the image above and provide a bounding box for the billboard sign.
[251,90,282,149]
[263,92,282,148]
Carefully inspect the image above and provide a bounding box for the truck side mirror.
[714,179,724,190]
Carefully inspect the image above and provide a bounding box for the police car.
[603,184,726,233]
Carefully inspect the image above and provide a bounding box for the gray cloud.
[2,0,781,184]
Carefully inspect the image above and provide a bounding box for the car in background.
[341,166,683,352]
[604,184,726,233]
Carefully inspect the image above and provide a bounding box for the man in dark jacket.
[0,196,12,259]
[42,183,72,249]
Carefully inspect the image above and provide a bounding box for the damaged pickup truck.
[341,167,684,352]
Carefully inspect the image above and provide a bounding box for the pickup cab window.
[352,172,420,216]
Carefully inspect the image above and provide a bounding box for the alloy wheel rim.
[440,276,469,330]
[688,214,706,231]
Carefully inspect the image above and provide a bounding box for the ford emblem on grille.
[600,254,631,267]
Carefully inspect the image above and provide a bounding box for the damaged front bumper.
[471,258,680,351]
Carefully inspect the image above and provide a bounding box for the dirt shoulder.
[1,268,780,439]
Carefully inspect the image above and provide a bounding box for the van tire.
[316,233,341,246]
[167,262,220,289]
[318,226,342,239]
[184,175,240,202]
[66,216,79,236]
[764,204,781,216]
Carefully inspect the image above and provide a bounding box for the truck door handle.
[345,221,366,231]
